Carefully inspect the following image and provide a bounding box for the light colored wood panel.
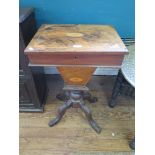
[20,127,134,140]
[57,66,96,85]
[20,137,131,152]
[19,115,134,129]
[20,149,134,155]
[19,104,134,121]
[19,149,73,155]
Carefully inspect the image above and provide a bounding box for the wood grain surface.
[25,24,128,53]
[27,52,124,66]
[57,66,96,85]
[25,24,128,66]
[19,75,135,155]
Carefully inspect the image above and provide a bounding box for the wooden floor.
[20,75,135,155]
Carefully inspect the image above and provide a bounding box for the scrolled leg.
[56,91,69,101]
[79,101,102,133]
[108,70,123,108]
[82,92,98,103]
[49,100,72,127]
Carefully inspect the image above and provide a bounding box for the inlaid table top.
[25,24,128,67]
[25,24,128,53]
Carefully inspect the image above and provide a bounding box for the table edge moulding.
[25,24,128,67]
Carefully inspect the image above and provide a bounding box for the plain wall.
[19,0,135,38]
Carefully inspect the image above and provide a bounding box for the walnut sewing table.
[24,24,128,133]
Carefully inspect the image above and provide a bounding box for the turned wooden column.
[49,66,102,133]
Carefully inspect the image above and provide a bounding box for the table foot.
[108,99,116,108]
[82,92,98,103]
[49,100,72,127]
[56,92,69,101]
[129,138,135,150]
[79,101,102,133]
[51,89,101,133]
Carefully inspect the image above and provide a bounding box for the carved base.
[56,92,69,101]
[56,91,98,103]
[50,89,101,133]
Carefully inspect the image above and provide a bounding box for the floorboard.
[20,75,135,155]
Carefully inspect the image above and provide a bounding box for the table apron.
[27,53,125,67]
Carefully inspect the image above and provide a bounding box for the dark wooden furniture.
[25,24,128,133]
[108,43,135,107]
[108,42,135,149]
[108,70,135,150]
[19,8,47,112]
[108,70,135,108]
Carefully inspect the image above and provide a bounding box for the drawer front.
[27,53,124,66]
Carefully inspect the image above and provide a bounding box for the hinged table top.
[25,24,128,54]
